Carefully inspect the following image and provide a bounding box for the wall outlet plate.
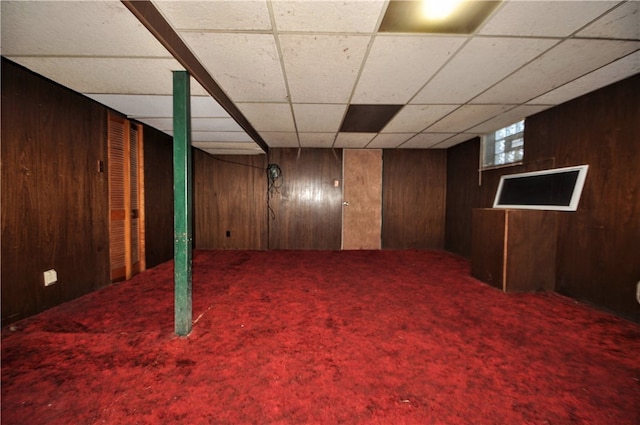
[44,269,57,286]
[636,282,640,305]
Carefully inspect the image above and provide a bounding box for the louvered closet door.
[108,113,145,282]
[129,123,145,276]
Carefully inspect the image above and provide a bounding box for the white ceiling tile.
[202,148,265,156]
[191,118,244,132]
[383,105,459,132]
[86,93,229,120]
[472,39,640,104]
[577,1,640,40]
[191,132,253,143]
[292,104,347,133]
[135,118,173,132]
[193,142,261,150]
[85,94,172,117]
[237,103,296,132]
[189,76,213,97]
[413,37,558,104]
[426,105,513,132]
[467,105,551,134]
[134,117,248,137]
[279,34,370,103]
[1,1,170,57]
[298,133,336,148]
[180,32,288,102]
[272,1,385,33]
[261,132,300,148]
[432,133,481,149]
[400,133,456,149]
[479,1,617,37]
[334,133,377,148]
[352,35,467,104]
[191,96,234,118]
[366,133,414,149]
[529,51,640,105]
[8,57,184,95]
[153,0,271,31]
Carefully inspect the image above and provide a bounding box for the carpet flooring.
[2,250,639,424]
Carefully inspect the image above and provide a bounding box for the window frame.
[480,119,525,171]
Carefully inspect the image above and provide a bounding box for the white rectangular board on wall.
[493,165,589,211]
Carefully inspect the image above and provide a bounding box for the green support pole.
[173,71,192,336]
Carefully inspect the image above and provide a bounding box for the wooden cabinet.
[471,208,558,293]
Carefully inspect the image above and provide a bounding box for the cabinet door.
[108,113,145,281]
[471,208,506,290]
[504,210,557,292]
[472,208,557,293]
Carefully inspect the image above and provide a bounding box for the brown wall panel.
[445,139,483,257]
[193,150,268,250]
[531,75,640,321]
[267,149,342,250]
[382,149,447,249]
[471,208,507,290]
[446,74,640,321]
[1,59,110,325]
[143,125,174,267]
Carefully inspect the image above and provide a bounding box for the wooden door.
[342,149,382,249]
[108,113,145,281]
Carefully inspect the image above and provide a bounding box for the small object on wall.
[333,179,340,187]
[267,164,283,220]
[267,164,281,182]
[43,269,57,286]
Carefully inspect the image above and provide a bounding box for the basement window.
[481,120,525,169]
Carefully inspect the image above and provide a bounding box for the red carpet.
[2,250,639,424]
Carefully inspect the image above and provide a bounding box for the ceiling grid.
[1,0,638,154]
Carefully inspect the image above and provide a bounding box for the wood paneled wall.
[143,126,174,267]
[193,150,268,249]
[203,148,448,251]
[1,58,110,325]
[1,59,177,325]
[267,149,343,250]
[445,74,640,321]
[382,149,447,249]
[12,56,636,321]
[445,139,486,256]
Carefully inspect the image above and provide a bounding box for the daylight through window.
[481,120,524,169]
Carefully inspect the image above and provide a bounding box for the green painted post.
[173,70,192,336]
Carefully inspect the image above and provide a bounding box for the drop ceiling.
[2,1,639,155]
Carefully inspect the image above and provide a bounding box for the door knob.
[342,201,349,206]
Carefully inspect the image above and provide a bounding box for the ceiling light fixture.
[379,0,501,34]
[422,0,464,21]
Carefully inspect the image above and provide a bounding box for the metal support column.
[173,70,192,336]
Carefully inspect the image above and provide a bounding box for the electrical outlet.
[636,281,640,305]
[44,269,57,286]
